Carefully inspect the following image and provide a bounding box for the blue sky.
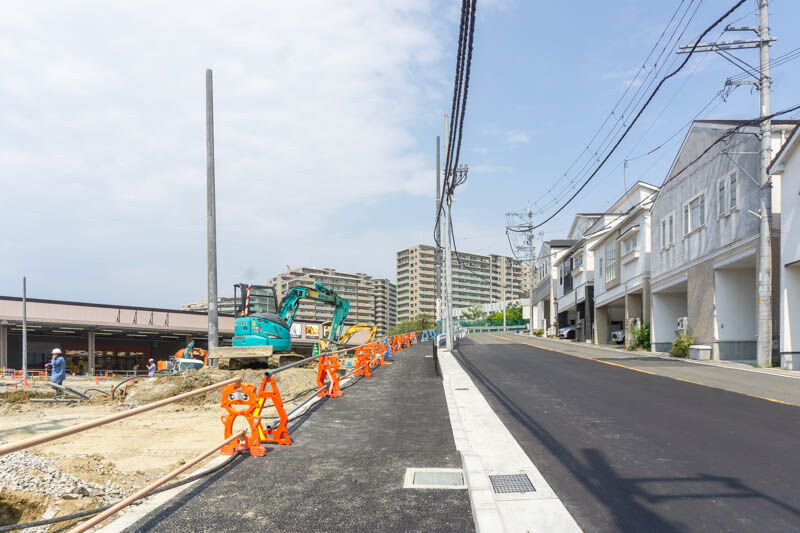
[1,0,798,307]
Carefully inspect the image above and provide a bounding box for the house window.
[729,172,738,210]
[623,235,638,255]
[605,243,616,283]
[661,212,675,250]
[684,194,705,235]
[718,179,727,217]
[669,213,674,245]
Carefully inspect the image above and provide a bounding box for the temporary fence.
[0,328,436,531]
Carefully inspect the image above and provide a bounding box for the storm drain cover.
[403,468,466,489]
[489,473,535,494]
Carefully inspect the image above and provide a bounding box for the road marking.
[590,358,657,375]
[484,334,799,408]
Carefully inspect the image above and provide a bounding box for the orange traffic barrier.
[220,374,291,456]
[316,355,342,398]
[354,345,372,377]
[220,382,266,457]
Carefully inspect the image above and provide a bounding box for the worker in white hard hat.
[147,358,157,377]
[48,348,66,393]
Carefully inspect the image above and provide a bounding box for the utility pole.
[435,135,441,327]
[756,0,773,367]
[676,3,775,365]
[444,193,454,350]
[441,115,450,345]
[528,206,535,337]
[22,277,27,380]
[205,69,219,350]
[502,285,506,330]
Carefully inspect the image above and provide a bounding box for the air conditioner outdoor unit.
[676,316,688,337]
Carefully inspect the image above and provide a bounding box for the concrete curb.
[439,348,582,532]
[499,333,800,381]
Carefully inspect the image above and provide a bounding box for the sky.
[2,0,799,308]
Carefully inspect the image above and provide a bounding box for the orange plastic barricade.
[255,375,291,446]
[354,345,372,377]
[220,374,291,455]
[316,355,342,398]
[410,332,418,345]
[220,382,265,457]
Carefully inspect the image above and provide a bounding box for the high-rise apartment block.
[266,267,396,337]
[396,244,530,323]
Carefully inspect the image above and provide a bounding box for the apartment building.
[267,267,396,335]
[396,244,529,323]
[373,278,398,337]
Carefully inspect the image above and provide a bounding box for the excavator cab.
[233,284,279,317]
[232,284,291,351]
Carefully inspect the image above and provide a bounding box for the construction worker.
[147,358,157,377]
[48,348,66,392]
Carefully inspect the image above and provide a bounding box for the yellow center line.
[481,333,797,407]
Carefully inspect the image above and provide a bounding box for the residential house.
[767,124,800,369]
[648,120,797,359]
[531,240,576,335]
[592,182,660,346]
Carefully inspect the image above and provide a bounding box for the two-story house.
[592,182,660,346]
[649,119,797,359]
[531,240,575,335]
[767,124,800,369]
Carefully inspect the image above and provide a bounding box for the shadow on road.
[453,347,800,532]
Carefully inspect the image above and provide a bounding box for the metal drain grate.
[489,473,535,494]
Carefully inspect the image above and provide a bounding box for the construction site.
[0,325,434,531]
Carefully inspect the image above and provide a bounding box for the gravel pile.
[0,451,124,503]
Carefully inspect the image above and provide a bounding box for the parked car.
[610,330,625,344]
[558,326,576,339]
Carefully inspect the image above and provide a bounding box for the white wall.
[779,136,800,357]
[714,269,756,342]
[781,267,800,355]
[652,292,687,344]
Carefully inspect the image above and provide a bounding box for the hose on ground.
[0,451,242,532]
[83,388,110,397]
[111,376,146,400]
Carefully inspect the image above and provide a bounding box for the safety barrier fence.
[0,329,437,531]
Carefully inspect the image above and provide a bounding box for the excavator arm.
[278,282,350,343]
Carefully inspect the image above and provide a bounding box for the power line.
[530,0,748,231]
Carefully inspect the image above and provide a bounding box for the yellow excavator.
[317,322,377,353]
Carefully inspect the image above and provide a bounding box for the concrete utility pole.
[528,206,535,336]
[22,277,27,380]
[444,194,454,350]
[441,115,450,343]
[756,0,773,367]
[435,135,441,325]
[676,2,775,366]
[205,69,219,350]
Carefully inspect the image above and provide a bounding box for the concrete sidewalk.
[489,333,800,406]
[121,343,473,532]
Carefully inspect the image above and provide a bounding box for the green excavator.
[211,282,349,369]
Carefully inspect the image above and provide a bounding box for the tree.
[389,313,435,336]
[506,302,523,323]
[461,304,484,321]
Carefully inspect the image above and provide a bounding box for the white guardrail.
[437,328,468,348]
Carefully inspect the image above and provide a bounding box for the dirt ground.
[0,366,318,529]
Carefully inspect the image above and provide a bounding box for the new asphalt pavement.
[454,334,800,532]
[123,343,472,533]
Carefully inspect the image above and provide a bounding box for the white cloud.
[505,129,531,146]
[0,1,450,306]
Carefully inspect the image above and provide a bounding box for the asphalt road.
[454,335,800,533]
[126,343,472,533]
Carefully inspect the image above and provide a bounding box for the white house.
[649,120,797,359]
[592,182,660,346]
[767,124,800,369]
[531,240,575,335]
